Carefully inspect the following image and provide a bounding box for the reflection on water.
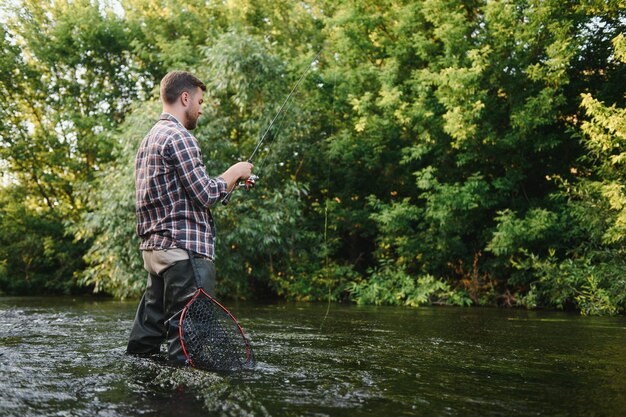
[0,297,625,416]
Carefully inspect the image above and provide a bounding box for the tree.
[516,33,626,315]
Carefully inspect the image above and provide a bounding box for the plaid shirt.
[135,113,228,260]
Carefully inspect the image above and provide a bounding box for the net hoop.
[179,287,253,369]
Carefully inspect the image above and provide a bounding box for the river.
[0,297,624,416]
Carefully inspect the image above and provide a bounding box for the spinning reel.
[239,174,259,190]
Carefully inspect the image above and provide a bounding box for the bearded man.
[127,71,253,364]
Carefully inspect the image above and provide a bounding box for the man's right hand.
[221,162,254,191]
[232,161,254,180]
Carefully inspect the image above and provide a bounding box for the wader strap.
[187,250,202,289]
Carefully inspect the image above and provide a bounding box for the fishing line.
[319,56,337,332]
[248,103,291,179]
[222,50,322,205]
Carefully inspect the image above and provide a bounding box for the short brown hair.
[160,71,206,104]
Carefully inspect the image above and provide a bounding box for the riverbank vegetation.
[1,0,625,315]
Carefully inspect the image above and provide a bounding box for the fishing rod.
[222,50,322,205]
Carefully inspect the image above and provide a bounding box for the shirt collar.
[160,112,185,128]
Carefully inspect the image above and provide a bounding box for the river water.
[0,297,624,416]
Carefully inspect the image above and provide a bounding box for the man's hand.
[221,162,254,191]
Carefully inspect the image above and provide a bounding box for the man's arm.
[170,133,253,206]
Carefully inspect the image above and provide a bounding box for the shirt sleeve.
[168,132,228,207]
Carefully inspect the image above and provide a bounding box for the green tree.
[2,0,625,315]
[515,33,626,315]
[75,103,159,298]
[0,0,150,294]
[327,0,625,309]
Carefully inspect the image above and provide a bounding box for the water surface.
[0,297,624,416]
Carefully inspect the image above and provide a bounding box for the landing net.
[179,289,255,371]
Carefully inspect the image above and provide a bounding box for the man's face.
[184,87,204,130]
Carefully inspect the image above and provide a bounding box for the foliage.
[0,0,150,295]
[74,103,159,298]
[348,265,471,307]
[0,186,85,294]
[514,249,626,315]
[1,0,625,315]
[503,30,626,315]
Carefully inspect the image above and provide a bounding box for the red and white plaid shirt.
[135,113,228,260]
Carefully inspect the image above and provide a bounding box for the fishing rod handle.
[221,189,234,205]
[221,175,259,206]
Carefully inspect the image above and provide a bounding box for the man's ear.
[180,91,190,106]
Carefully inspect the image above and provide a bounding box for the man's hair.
[160,71,207,104]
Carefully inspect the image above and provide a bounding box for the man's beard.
[185,109,199,130]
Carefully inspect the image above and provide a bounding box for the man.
[127,71,253,364]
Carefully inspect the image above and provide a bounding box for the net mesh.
[180,291,255,371]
